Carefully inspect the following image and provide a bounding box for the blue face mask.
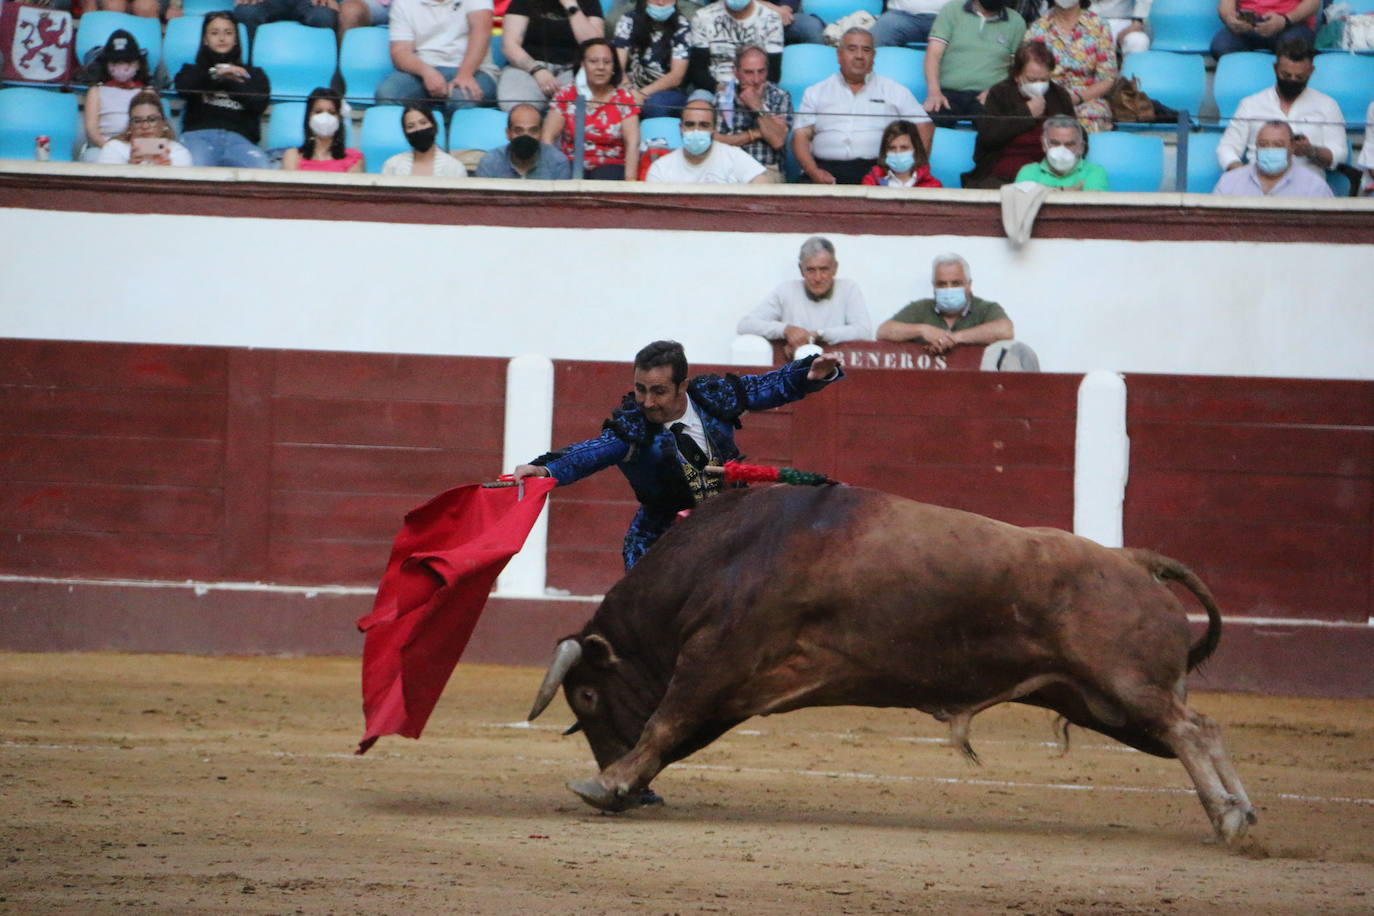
[1255,146,1289,176]
[645,1,674,20]
[725,0,751,11]
[885,151,915,174]
[934,286,967,315]
[682,129,712,156]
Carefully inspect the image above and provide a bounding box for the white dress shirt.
[1217,86,1348,179]
[737,277,873,344]
[795,71,929,161]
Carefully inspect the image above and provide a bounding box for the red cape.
[356,478,557,754]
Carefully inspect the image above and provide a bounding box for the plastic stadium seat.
[250,21,337,101]
[0,88,79,161]
[1183,131,1223,192]
[75,11,162,72]
[927,126,976,188]
[1086,131,1165,191]
[781,44,838,107]
[360,104,418,173]
[182,0,233,14]
[1121,51,1206,118]
[1311,54,1374,128]
[163,17,250,85]
[1327,168,1352,197]
[803,0,882,24]
[340,26,391,106]
[490,32,507,69]
[448,107,507,151]
[638,115,683,150]
[264,100,352,150]
[1147,0,1216,53]
[874,46,926,101]
[1212,51,1274,121]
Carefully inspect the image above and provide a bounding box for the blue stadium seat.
[1212,51,1274,122]
[638,115,683,150]
[340,26,391,106]
[490,32,507,69]
[163,17,250,85]
[264,100,352,150]
[1311,54,1374,128]
[360,104,416,173]
[0,87,79,161]
[1086,131,1165,191]
[781,44,839,108]
[250,21,337,101]
[1148,0,1216,53]
[182,0,233,13]
[448,107,507,151]
[874,46,926,101]
[803,0,882,23]
[1121,51,1206,118]
[1183,131,1223,192]
[75,11,162,72]
[1327,168,1352,197]
[927,126,976,188]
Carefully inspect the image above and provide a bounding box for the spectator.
[475,103,573,177]
[611,0,690,120]
[1217,39,1344,182]
[1013,113,1108,188]
[646,100,768,181]
[232,0,336,34]
[965,40,1074,188]
[542,38,641,178]
[98,0,182,20]
[381,105,468,175]
[174,12,271,169]
[737,236,873,356]
[712,44,791,181]
[1212,120,1332,197]
[1361,101,1374,197]
[861,119,943,186]
[876,253,1013,354]
[498,0,604,112]
[1024,1,1118,134]
[376,0,497,112]
[923,0,1026,124]
[339,0,389,36]
[688,0,783,100]
[873,0,946,47]
[793,27,932,185]
[769,0,825,45]
[282,88,365,172]
[1091,0,1150,56]
[81,30,151,163]
[96,91,193,166]
[1211,0,1316,58]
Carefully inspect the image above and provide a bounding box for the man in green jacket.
[1015,115,1110,191]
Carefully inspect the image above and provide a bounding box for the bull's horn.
[528,639,582,721]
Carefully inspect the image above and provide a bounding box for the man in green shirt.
[923,0,1026,124]
[876,252,1014,354]
[1014,115,1110,191]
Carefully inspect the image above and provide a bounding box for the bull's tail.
[1124,549,1223,671]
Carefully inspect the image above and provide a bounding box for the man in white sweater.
[737,236,874,356]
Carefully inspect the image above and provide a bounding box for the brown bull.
[528,484,1257,842]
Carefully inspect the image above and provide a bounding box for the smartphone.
[132,137,170,162]
[1237,9,1257,24]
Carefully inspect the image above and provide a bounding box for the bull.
[527,484,1257,842]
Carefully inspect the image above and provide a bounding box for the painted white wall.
[2,206,1370,379]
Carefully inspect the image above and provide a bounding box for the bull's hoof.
[566,777,638,813]
[1217,803,1256,844]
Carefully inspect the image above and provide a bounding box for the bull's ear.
[582,633,621,670]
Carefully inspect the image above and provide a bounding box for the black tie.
[670,422,709,470]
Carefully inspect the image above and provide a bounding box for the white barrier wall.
[1,206,1371,379]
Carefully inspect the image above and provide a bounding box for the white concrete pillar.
[730,334,774,366]
[1073,370,1129,548]
[496,354,554,597]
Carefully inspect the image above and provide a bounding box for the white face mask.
[109,61,138,82]
[1021,80,1049,98]
[1045,144,1079,174]
[309,111,340,138]
[1053,0,1078,8]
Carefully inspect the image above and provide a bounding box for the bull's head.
[528,633,653,772]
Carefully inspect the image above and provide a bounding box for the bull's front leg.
[567,714,696,812]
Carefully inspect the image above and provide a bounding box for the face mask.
[1256,147,1289,176]
[1275,78,1306,101]
[645,2,674,20]
[885,151,915,174]
[508,134,540,162]
[1053,0,1078,9]
[406,125,437,152]
[309,111,340,138]
[980,0,1005,10]
[1045,144,1078,174]
[109,62,138,83]
[682,129,712,156]
[934,287,968,315]
[1020,80,1049,98]
[725,0,750,12]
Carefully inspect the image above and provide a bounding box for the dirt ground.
[2,653,1372,915]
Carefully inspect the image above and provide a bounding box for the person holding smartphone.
[97,91,194,166]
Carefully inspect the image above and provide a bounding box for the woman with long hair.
[381,104,469,176]
[174,11,271,167]
[541,38,640,180]
[861,120,942,187]
[96,91,193,166]
[611,0,689,121]
[965,41,1076,188]
[81,29,151,162]
[282,88,365,172]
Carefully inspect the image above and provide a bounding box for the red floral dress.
[1025,11,1118,134]
[552,85,639,169]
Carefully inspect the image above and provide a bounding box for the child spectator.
[81,30,150,163]
[282,88,366,172]
[861,120,942,187]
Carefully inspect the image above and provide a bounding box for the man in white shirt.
[1217,38,1345,181]
[647,101,769,183]
[737,236,874,355]
[376,0,498,112]
[1213,120,1333,198]
[792,27,932,185]
[872,0,947,47]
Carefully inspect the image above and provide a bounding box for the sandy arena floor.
[1,652,1372,915]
